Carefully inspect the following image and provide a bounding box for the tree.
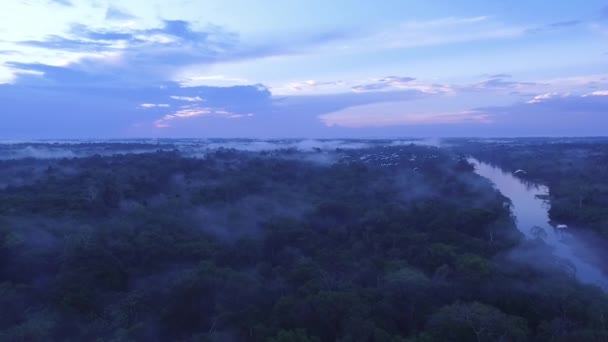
[427,302,529,342]
[268,329,321,342]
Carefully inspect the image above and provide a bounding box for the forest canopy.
[1,140,607,341]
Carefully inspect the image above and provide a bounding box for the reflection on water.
[469,158,608,290]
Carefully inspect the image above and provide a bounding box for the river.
[469,158,608,290]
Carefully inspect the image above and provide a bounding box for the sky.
[0,0,607,139]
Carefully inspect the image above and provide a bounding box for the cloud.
[349,75,543,96]
[77,28,134,42]
[466,76,539,92]
[274,88,427,112]
[527,20,584,34]
[8,18,355,89]
[458,74,608,97]
[540,74,608,91]
[525,89,608,106]
[320,106,490,128]
[526,5,608,35]
[5,60,127,86]
[485,73,512,79]
[131,20,238,55]
[143,84,270,129]
[19,35,121,52]
[475,93,608,135]
[177,75,250,87]
[352,76,416,91]
[3,9,548,95]
[548,20,583,28]
[270,79,354,95]
[9,61,597,137]
[270,73,605,123]
[352,76,454,95]
[153,107,252,128]
[586,90,608,96]
[48,0,72,6]
[291,80,338,91]
[288,81,608,135]
[527,93,561,104]
[140,103,170,108]
[1,3,606,139]
[9,20,240,85]
[154,107,214,127]
[225,28,355,58]
[0,79,273,138]
[105,7,137,21]
[272,74,551,98]
[1,69,606,139]
[271,76,454,96]
[366,16,525,49]
[170,96,203,102]
[7,13,531,90]
[0,50,22,56]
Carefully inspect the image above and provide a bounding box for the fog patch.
[501,239,577,278]
[2,146,77,160]
[193,194,312,242]
[1,139,447,161]
[390,138,443,147]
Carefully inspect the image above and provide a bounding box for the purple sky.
[1,0,607,138]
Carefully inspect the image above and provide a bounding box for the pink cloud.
[154,106,252,128]
[320,106,490,128]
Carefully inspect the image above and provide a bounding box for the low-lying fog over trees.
[1,139,607,341]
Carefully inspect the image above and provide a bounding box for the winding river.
[469,158,608,290]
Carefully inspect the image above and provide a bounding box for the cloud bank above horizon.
[1,0,607,138]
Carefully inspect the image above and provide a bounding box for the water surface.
[470,158,608,290]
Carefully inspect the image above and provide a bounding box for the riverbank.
[469,158,608,290]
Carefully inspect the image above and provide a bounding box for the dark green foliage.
[427,302,529,341]
[269,329,321,342]
[0,145,607,341]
